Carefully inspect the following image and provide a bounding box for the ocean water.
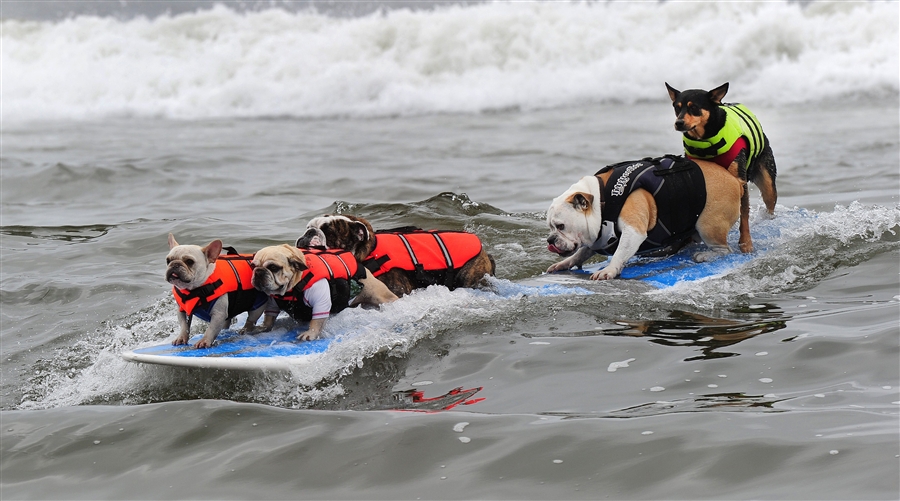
[1,1,899,499]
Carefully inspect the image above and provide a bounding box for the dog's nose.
[674,119,685,130]
[547,235,557,245]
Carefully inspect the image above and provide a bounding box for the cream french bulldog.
[250,244,397,342]
[546,156,742,280]
[166,234,275,348]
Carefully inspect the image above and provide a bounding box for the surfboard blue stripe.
[128,329,333,359]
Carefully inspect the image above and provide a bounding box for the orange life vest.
[172,253,260,319]
[363,230,483,288]
[296,248,362,292]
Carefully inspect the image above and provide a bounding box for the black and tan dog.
[665,82,777,253]
[296,214,495,297]
[546,155,742,279]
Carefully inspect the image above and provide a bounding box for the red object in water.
[394,386,484,412]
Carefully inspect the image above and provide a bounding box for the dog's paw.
[590,267,618,280]
[693,251,721,263]
[193,339,214,349]
[738,241,754,253]
[172,335,189,346]
[547,261,573,273]
[239,325,267,335]
[296,330,320,342]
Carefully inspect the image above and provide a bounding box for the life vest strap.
[279,287,303,303]
[652,155,698,176]
[175,278,224,312]
[684,138,727,158]
[295,273,313,291]
[363,255,391,273]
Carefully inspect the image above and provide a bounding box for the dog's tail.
[752,134,777,181]
[750,135,778,214]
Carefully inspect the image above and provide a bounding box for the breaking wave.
[3,1,897,122]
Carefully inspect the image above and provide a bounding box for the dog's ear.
[665,82,680,102]
[202,239,223,263]
[570,193,594,212]
[285,245,309,272]
[351,221,369,243]
[709,82,729,104]
[168,233,179,249]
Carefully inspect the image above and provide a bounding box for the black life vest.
[362,230,484,290]
[592,155,707,257]
[172,251,267,322]
[272,248,364,321]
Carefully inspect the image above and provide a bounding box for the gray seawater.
[2,100,899,499]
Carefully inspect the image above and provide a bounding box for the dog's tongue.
[547,244,561,254]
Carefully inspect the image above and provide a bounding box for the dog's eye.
[266,264,282,273]
[166,257,172,264]
[183,258,194,267]
[688,104,701,116]
[556,223,565,231]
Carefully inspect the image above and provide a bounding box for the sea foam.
[2,1,897,122]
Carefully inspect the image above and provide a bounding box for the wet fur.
[665,82,778,253]
[297,214,496,297]
[165,234,274,348]
[546,160,742,279]
[251,244,397,341]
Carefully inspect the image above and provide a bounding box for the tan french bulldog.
[166,234,275,348]
[251,244,397,341]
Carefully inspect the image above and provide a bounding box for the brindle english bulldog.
[546,155,743,280]
[296,214,496,297]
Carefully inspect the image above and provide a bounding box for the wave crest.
[3,1,897,122]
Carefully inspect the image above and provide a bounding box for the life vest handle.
[363,255,391,273]
[430,233,454,270]
[397,234,430,281]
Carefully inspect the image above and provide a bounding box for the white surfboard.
[121,327,330,370]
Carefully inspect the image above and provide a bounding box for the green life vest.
[682,103,765,162]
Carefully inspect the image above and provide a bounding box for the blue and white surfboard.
[121,328,329,370]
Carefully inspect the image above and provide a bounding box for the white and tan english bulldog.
[546,156,743,280]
